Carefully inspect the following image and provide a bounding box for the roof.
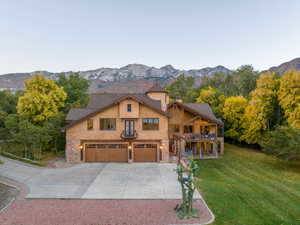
[65,93,169,128]
[168,102,224,126]
[145,83,168,93]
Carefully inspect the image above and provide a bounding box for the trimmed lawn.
[196,143,300,225]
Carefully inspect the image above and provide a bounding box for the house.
[65,83,224,163]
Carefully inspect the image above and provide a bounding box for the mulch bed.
[0,199,213,225]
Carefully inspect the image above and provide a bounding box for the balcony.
[120,130,138,140]
[184,133,217,141]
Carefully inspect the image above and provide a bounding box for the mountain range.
[0,57,300,93]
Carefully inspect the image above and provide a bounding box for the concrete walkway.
[0,156,201,199]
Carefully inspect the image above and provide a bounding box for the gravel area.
[0,199,213,225]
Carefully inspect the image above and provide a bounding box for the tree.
[56,73,89,112]
[0,89,19,114]
[241,73,279,144]
[165,73,196,102]
[199,65,258,97]
[278,69,300,129]
[17,74,67,123]
[261,126,300,160]
[5,114,53,160]
[196,86,225,118]
[222,96,247,141]
[232,65,258,97]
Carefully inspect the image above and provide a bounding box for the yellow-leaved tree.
[278,69,300,129]
[241,72,279,144]
[17,74,67,123]
[196,86,226,118]
[222,96,247,141]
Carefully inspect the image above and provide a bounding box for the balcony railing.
[184,133,217,141]
[120,130,138,139]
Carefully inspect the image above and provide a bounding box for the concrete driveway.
[0,156,201,199]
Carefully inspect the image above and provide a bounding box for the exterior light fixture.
[159,145,163,150]
[78,145,83,151]
[128,146,132,150]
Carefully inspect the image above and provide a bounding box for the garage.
[133,143,158,162]
[85,143,128,162]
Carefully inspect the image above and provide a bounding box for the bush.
[261,126,300,160]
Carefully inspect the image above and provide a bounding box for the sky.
[0,0,299,74]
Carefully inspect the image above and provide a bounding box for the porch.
[170,133,224,160]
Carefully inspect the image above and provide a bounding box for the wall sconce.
[159,145,163,150]
[78,145,83,151]
[128,145,132,150]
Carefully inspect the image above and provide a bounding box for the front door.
[125,120,135,136]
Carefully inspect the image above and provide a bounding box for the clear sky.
[0,0,299,74]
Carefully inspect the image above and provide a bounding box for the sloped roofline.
[65,94,170,129]
[168,101,224,126]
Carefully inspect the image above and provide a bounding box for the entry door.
[125,120,135,136]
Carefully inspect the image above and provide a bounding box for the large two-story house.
[65,84,224,163]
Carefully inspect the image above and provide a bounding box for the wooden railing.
[184,133,217,141]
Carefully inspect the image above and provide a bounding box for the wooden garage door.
[134,144,157,162]
[85,144,128,162]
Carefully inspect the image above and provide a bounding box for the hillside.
[0,64,231,93]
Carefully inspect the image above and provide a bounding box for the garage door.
[134,144,158,162]
[85,144,128,162]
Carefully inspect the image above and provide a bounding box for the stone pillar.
[160,139,169,162]
[66,139,81,163]
[218,137,224,155]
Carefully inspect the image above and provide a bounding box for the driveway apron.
[0,156,201,199]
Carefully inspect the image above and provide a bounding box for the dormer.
[145,83,169,111]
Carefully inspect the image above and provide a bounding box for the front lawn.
[196,143,300,225]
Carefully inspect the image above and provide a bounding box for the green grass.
[0,151,47,166]
[196,143,300,225]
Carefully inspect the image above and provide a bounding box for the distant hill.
[1,58,300,93]
[268,57,300,74]
[0,64,231,93]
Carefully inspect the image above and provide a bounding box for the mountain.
[0,64,231,93]
[268,57,300,74]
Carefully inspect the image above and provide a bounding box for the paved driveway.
[0,156,201,199]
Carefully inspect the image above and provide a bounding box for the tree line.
[0,73,89,160]
[166,66,300,160]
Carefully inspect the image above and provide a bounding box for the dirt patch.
[0,199,214,225]
[46,157,74,168]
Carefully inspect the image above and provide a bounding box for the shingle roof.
[65,108,95,121]
[145,83,167,93]
[65,93,169,128]
[169,102,224,126]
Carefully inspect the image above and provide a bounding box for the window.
[87,119,93,130]
[169,124,180,132]
[142,118,159,130]
[100,118,116,130]
[184,125,193,133]
[127,104,132,112]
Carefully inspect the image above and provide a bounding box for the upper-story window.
[169,124,180,133]
[143,118,159,130]
[100,118,116,130]
[127,104,132,112]
[184,125,193,133]
[87,119,93,130]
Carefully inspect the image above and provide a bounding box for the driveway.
[0,156,201,199]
